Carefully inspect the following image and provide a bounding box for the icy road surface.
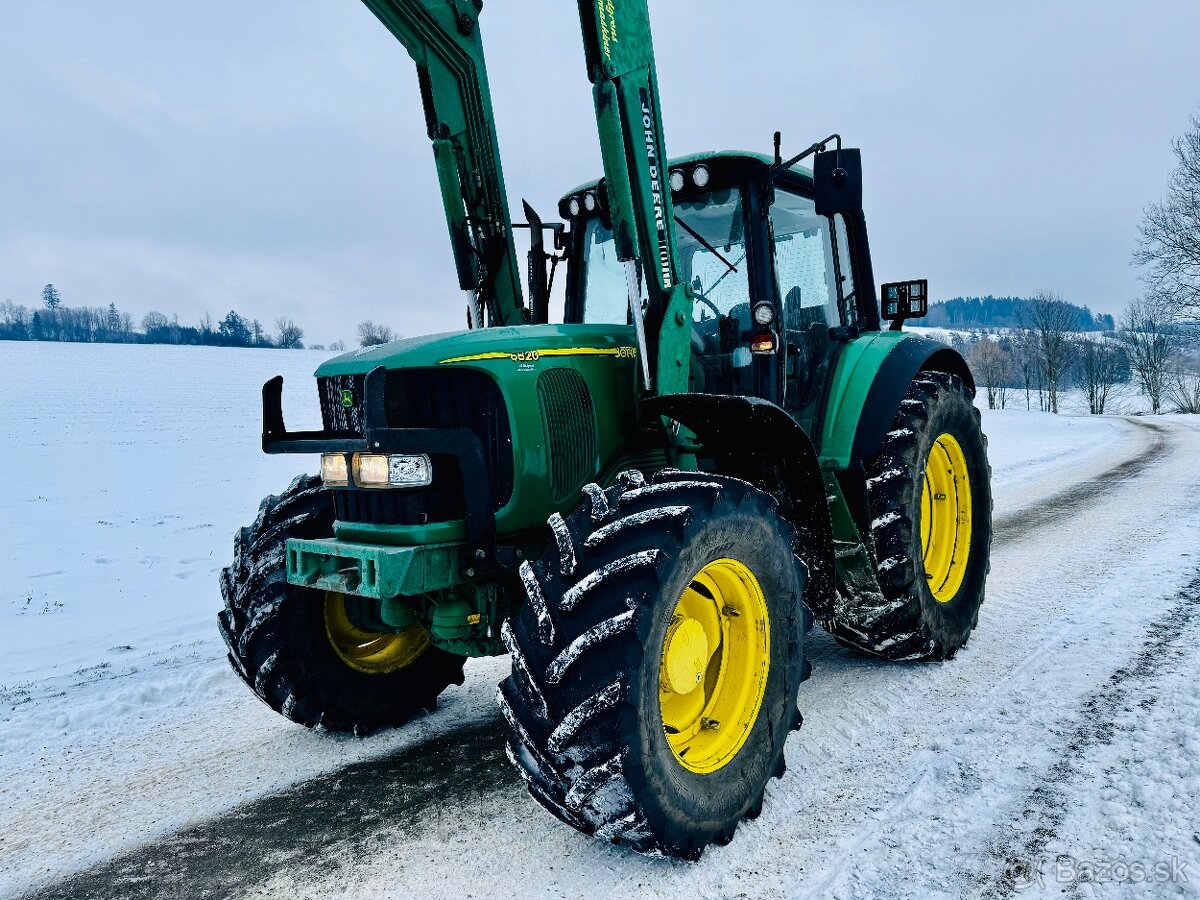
[2,342,1199,899]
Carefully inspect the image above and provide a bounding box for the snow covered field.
[2,341,1198,899]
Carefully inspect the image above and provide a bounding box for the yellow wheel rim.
[659,559,771,774]
[920,433,972,603]
[323,592,430,675]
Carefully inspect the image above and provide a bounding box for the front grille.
[332,479,462,526]
[537,367,598,501]
[327,368,513,527]
[317,374,365,436]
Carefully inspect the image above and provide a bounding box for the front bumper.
[286,538,463,599]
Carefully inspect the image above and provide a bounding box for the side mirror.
[880,279,929,327]
[813,148,863,216]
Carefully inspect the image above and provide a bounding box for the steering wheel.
[693,289,722,320]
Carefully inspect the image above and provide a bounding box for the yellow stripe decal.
[438,347,632,365]
[437,351,512,364]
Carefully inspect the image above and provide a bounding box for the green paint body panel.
[819,330,911,468]
[315,323,645,546]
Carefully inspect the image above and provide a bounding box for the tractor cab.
[557,150,880,441]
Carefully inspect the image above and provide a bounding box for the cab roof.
[559,149,813,204]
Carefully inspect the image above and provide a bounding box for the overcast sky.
[2,1,1199,346]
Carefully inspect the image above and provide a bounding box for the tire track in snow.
[992,418,1169,547]
[20,718,514,900]
[972,572,1200,899]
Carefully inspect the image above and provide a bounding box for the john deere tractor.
[219,0,991,859]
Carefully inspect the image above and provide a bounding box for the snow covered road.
[3,344,1199,899]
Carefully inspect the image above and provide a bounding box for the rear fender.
[642,394,835,617]
[822,333,975,468]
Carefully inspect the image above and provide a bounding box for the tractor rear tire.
[218,474,465,735]
[831,371,992,660]
[498,471,807,859]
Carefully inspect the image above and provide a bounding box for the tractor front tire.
[218,474,465,735]
[499,471,807,859]
[831,371,992,660]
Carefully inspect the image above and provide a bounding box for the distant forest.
[0,284,322,349]
[925,296,1116,332]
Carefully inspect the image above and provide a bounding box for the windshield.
[577,187,749,325]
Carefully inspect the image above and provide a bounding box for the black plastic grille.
[317,374,366,436]
[537,368,597,501]
[328,368,513,527]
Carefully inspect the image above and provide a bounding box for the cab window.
[770,189,840,424]
[677,187,752,395]
[578,218,630,325]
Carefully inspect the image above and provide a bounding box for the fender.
[821,332,975,468]
[642,393,835,615]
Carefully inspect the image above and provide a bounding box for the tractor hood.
[315,323,637,377]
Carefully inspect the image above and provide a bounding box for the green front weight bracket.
[285,538,463,600]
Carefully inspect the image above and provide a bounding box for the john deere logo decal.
[340,389,354,408]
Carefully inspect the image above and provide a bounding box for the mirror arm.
[769,133,841,179]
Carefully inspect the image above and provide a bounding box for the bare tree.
[274,317,305,349]
[968,338,1013,410]
[1120,296,1178,413]
[141,311,168,333]
[1133,114,1200,319]
[328,340,346,352]
[1011,327,1039,410]
[1075,335,1126,415]
[357,320,395,347]
[1019,293,1079,413]
[1167,372,1200,413]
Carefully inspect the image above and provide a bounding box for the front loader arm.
[360,0,525,326]
[575,0,690,394]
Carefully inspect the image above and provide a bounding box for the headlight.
[583,191,597,212]
[568,196,582,217]
[387,454,432,487]
[354,453,390,486]
[669,169,685,192]
[321,453,348,486]
[692,165,710,188]
[753,302,775,326]
[352,453,432,488]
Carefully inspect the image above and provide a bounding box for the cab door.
[768,188,857,440]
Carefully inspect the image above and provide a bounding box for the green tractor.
[219,0,991,859]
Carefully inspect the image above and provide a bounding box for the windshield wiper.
[705,251,747,297]
[674,215,739,275]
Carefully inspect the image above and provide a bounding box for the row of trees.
[0,285,309,350]
[2,285,407,352]
[964,293,1198,415]
[926,295,1115,331]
